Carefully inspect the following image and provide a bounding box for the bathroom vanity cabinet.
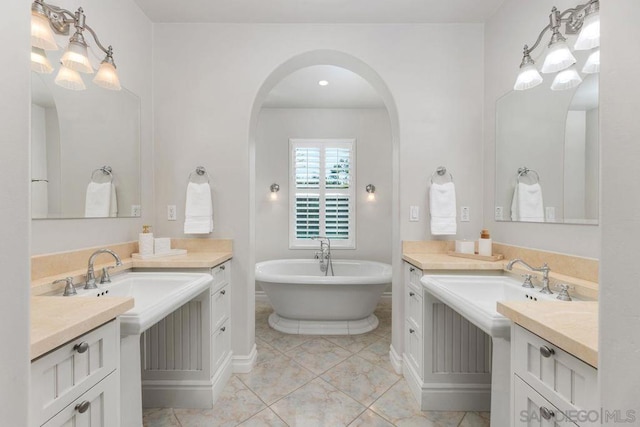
[402,261,492,411]
[31,320,120,427]
[139,260,232,408]
[512,325,597,427]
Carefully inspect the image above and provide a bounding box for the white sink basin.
[420,275,558,338]
[76,272,213,335]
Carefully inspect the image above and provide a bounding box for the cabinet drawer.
[514,375,578,426]
[31,321,118,427]
[513,326,598,416]
[211,284,230,330]
[406,263,422,288]
[212,319,231,372]
[405,285,423,335]
[404,320,423,378]
[210,262,230,293]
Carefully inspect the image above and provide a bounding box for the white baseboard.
[232,344,257,373]
[389,344,403,375]
[255,291,392,304]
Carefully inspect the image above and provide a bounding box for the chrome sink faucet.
[506,258,552,294]
[312,236,334,276]
[86,249,122,289]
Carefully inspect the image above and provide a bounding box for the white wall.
[255,108,392,264]
[584,108,599,220]
[484,0,600,257]
[0,2,30,424]
[153,23,485,358]
[564,111,586,221]
[31,104,49,218]
[31,0,153,254]
[599,0,640,420]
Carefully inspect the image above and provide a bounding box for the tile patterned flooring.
[143,300,490,427]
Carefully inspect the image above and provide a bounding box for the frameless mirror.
[495,52,599,225]
[30,52,141,219]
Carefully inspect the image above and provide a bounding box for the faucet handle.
[100,266,116,284]
[521,274,535,288]
[555,283,573,301]
[54,277,77,296]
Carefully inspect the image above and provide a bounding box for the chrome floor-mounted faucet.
[312,236,334,276]
[506,258,552,294]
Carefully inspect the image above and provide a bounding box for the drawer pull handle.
[220,265,226,271]
[73,342,89,354]
[409,328,415,334]
[409,267,415,272]
[75,401,91,414]
[409,291,415,297]
[220,326,226,332]
[220,290,226,295]
[539,407,555,420]
[540,345,555,358]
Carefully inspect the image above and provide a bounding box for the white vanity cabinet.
[31,320,120,427]
[140,260,232,408]
[512,325,598,427]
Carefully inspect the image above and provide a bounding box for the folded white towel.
[85,182,112,218]
[430,182,457,235]
[184,182,213,234]
[109,184,118,217]
[511,182,544,222]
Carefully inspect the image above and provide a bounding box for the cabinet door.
[404,320,423,377]
[211,284,230,331]
[42,372,119,427]
[212,318,231,373]
[210,262,230,293]
[514,375,578,427]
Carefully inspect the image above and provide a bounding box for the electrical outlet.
[460,206,470,222]
[130,205,141,217]
[495,206,504,221]
[167,205,177,221]
[409,206,419,222]
[545,206,556,221]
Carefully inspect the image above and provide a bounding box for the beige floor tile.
[357,338,396,373]
[142,408,180,427]
[268,333,315,352]
[237,408,289,427]
[370,379,465,427]
[255,323,286,344]
[348,409,395,427]
[174,376,265,427]
[324,333,383,353]
[321,355,400,406]
[255,339,284,364]
[285,338,352,375]
[459,411,491,427]
[270,378,365,427]
[237,353,315,405]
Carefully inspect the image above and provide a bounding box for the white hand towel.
[430,182,457,235]
[85,182,112,218]
[511,182,544,222]
[184,182,213,234]
[109,184,118,217]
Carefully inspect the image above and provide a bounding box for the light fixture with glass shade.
[29,0,121,90]
[582,49,600,74]
[513,0,600,91]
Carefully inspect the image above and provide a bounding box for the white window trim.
[289,138,356,249]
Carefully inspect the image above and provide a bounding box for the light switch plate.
[131,205,141,217]
[460,206,470,222]
[167,205,177,221]
[409,206,419,222]
[495,206,504,221]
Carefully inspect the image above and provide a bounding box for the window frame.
[288,138,356,249]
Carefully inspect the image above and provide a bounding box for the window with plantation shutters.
[289,139,356,249]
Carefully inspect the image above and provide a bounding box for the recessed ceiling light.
[318,80,329,86]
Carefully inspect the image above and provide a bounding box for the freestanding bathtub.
[255,259,392,335]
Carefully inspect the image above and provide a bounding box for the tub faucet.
[312,236,334,276]
[506,259,552,294]
[86,249,122,289]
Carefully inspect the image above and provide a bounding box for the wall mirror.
[31,53,141,219]
[495,52,599,225]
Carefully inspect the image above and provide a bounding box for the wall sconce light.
[366,184,376,201]
[30,0,121,91]
[514,0,599,91]
[270,183,280,200]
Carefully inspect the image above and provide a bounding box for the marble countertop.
[497,300,598,367]
[31,296,134,360]
[402,253,505,271]
[131,251,232,269]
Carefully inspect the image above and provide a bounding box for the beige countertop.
[497,300,598,368]
[31,296,134,360]
[403,253,505,271]
[131,252,232,269]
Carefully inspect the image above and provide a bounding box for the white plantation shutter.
[290,139,355,248]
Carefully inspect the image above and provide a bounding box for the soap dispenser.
[139,225,154,256]
[478,229,492,256]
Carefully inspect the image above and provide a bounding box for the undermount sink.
[420,274,560,339]
[75,272,213,335]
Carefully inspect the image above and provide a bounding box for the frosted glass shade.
[55,66,86,91]
[582,50,600,74]
[31,11,58,51]
[31,47,53,74]
[93,62,122,91]
[514,63,543,91]
[541,41,576,74]
[574,11,600,50]
[61,41,94,74]
[551,66,582,91]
